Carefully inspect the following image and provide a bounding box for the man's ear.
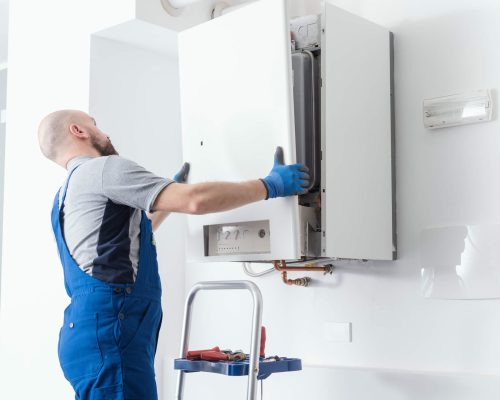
[69,123,89,139]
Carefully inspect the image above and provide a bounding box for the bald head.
[38,110,86,162]
[38,109,118,168]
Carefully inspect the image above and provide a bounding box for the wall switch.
[323,322,352,343]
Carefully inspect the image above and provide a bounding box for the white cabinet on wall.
[178,0,396,263]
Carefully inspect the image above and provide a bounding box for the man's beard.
[91,136,119,156]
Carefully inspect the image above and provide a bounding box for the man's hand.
[260,147,310,199]
[173,162,190,183]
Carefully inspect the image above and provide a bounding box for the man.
[38,109,309,399]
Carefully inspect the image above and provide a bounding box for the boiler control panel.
[204,220,271,256]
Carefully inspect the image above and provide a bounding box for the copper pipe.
[273,260,332,273]
[273,260,332,287]
[280,270,311,287]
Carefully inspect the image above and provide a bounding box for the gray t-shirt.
[60,155,173,283]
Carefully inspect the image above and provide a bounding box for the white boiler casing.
[178,0,396,263]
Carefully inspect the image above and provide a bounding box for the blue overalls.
[51,166,163,399]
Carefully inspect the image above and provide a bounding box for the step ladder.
[174,280,301,400]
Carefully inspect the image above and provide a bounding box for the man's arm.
[150,146,310,218]
[147,210,171,232]
[147,162,190,231]
[151,179,267,216]
[148,180,265,231]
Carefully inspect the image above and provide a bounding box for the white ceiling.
[0,1,8,65]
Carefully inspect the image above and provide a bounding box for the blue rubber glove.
[173,162,190,183]
[260,147,310,199]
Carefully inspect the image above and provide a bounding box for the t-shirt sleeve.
[101,155,174,212]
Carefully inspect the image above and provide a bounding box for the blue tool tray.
[174,357,302,380]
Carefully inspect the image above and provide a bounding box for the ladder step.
[174,357,302,380]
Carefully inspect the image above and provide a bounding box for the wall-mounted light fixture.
[423,89,493,130]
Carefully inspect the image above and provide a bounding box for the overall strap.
[59,165,80,211]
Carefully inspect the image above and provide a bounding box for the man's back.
[61,155,171,283]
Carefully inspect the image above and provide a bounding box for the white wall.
[0,0,8,305]
[0,0,9,65]
[179,0,500,399]
[0,78,6,307]
[0,1,136,398]
[0,68,5,305]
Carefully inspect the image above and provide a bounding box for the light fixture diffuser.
[423,89,493,129]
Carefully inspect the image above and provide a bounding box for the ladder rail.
[175,280,263,400]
